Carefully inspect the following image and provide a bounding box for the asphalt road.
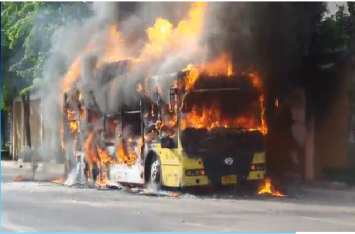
[1,168,355,232]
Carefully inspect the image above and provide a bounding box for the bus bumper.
[181,170,266,187]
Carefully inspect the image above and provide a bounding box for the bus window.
[122,113,141,138]
[105,116,120,144]
[160,103,178,149]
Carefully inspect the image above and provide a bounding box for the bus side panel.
[180,155,209,187]
[156,147,182,187]
[109,161,145,185]
[160,164,181,187]
[247,152,266,180]
[105,145,145,185]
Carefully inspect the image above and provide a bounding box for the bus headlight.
[251,164,265,171]
[185,169,206,176]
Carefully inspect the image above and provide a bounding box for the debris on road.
[52,177,65,184]
[13,175,26,182]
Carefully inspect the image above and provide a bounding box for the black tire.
[149,154,161,187]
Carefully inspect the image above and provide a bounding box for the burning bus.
[57,2,267,188]
[61,59,267,188]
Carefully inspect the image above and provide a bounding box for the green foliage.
[1,2,91,110]
[309,5,351,53]
[1,2,353,110]
[307,4,355,105]
[1,90,8,111]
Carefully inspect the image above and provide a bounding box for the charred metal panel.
[192,74,257,92]
[202,152,255,184]
[109,160,145,185]
[181,129,264,156]
[106,145,115,157]
[181,129,264,184]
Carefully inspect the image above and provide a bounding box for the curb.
[288,186,355,202]
[1,160,64,174]
[1,161,18,169]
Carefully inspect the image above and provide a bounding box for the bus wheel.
[149,154,161,185]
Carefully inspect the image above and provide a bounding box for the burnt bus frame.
[171,72,243,133]
[63,92,83,173]
[63,93,70,173]
[101,97,146,159]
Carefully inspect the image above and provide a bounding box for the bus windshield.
[181,88,262,131]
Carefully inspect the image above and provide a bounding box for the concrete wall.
[348,142,355,167]
[348,113,355,167]
[11,93,43,159]
[12,101,23,159]
[29,100,42,149]
[289,89,306,176]
[313,65,350,179]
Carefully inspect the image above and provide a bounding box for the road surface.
[1,168,355,232]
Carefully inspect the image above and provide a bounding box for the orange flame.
[97,146,115,164]
[58,2,270,181]
[62,44,94,93]
[258,178,286,197]
[95,178,109,187]
[181,103,261,131]
[116,137,143,166]
[180,68,267,134]
[260,95,268,135]
[183,53,234,91]
[69,121,78,132]
[13,175,26,182]
[139,2,206,62]
[249,73,262,89]
[61,1,206,91]
[52,177,64,184]
[96,146,112,186]
[84,132,101,176]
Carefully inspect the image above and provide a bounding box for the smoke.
[202,2,326,100]
[34,2,327,166]
[36,3,121,163]
[46,2,326,118]
[73,2,203,114]
[73,2,326,115]
[33,2,195,163]
[198,2,326,178]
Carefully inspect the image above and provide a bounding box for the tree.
[2,2,91,89]
[308,4,354,104]
[1,2,16,112]
[2,2,45,148]
[1,2,91,150]
[308,5,351,53]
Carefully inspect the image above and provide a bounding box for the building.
[307,50,355,182]
[10,91,43,160]
[266,50,354,182]
[8,56,354,182]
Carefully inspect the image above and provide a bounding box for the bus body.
[63,69,266,188]
[105,71,266,188]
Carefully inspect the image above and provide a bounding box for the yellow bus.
[101,71,266,188]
